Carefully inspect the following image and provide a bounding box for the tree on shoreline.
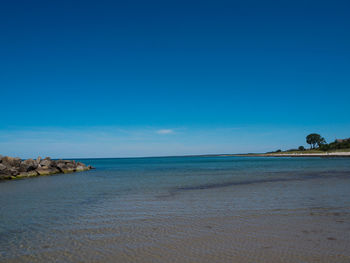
[306,133,326,149]
[298,146,305,151]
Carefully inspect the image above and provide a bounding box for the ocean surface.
[1,156,350,262]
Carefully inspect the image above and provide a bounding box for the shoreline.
[234,152,350,158]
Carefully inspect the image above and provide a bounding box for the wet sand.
[105,209,350,263]
[5,208,349,263]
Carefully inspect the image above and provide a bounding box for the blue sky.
[1,0,350,158]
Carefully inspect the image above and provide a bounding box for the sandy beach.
[94,208,349,263]
[9,208,347,263]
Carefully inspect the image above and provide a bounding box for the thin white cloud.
[156,129,174,135]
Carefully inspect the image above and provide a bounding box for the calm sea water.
[1,156,350,262]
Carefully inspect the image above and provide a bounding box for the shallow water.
[1,156,350,262]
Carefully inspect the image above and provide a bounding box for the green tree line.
[272,134,350,153]
[304,133,350,151]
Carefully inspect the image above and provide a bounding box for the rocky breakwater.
[0,156,94,180]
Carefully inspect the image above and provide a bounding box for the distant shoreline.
[232,152,350,158]
[74,152,350,159]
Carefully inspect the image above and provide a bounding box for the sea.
[1,156,350,262]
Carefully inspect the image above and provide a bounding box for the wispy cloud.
[156,129,174,135]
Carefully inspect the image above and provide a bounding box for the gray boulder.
[76,164,89,171]
[19,159,38,172]
[9,168,19,176]
[36,167,60,176]
[56,162,76,173]
[40,157,53,167]
[18,170,39,178]
[1,156,22,168]
[55,159,71,165]
[0,163,10,175]
[0,163,8,172]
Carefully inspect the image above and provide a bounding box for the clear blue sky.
[1,0,350,158]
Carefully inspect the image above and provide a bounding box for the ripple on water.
[1,157,350,262]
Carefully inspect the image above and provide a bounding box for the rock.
[57,160,74,164]
[0,173,11,180]
[66,162,76,168]
[76,165,88,172]
[0,155,93,180]
[18,170,39,178]
[36,167,60,176]
[1,156,22,168]
[19,159,38,172]
[40,157,53,167]
[0,164,11,179]
[56,162,75,173]
[63,168,76,173]
[56,162,65,169]
[9,168,19,176]
[0,163,8,172]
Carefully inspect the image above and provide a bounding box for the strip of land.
[235,151,350,157]
[235,135,350,157]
